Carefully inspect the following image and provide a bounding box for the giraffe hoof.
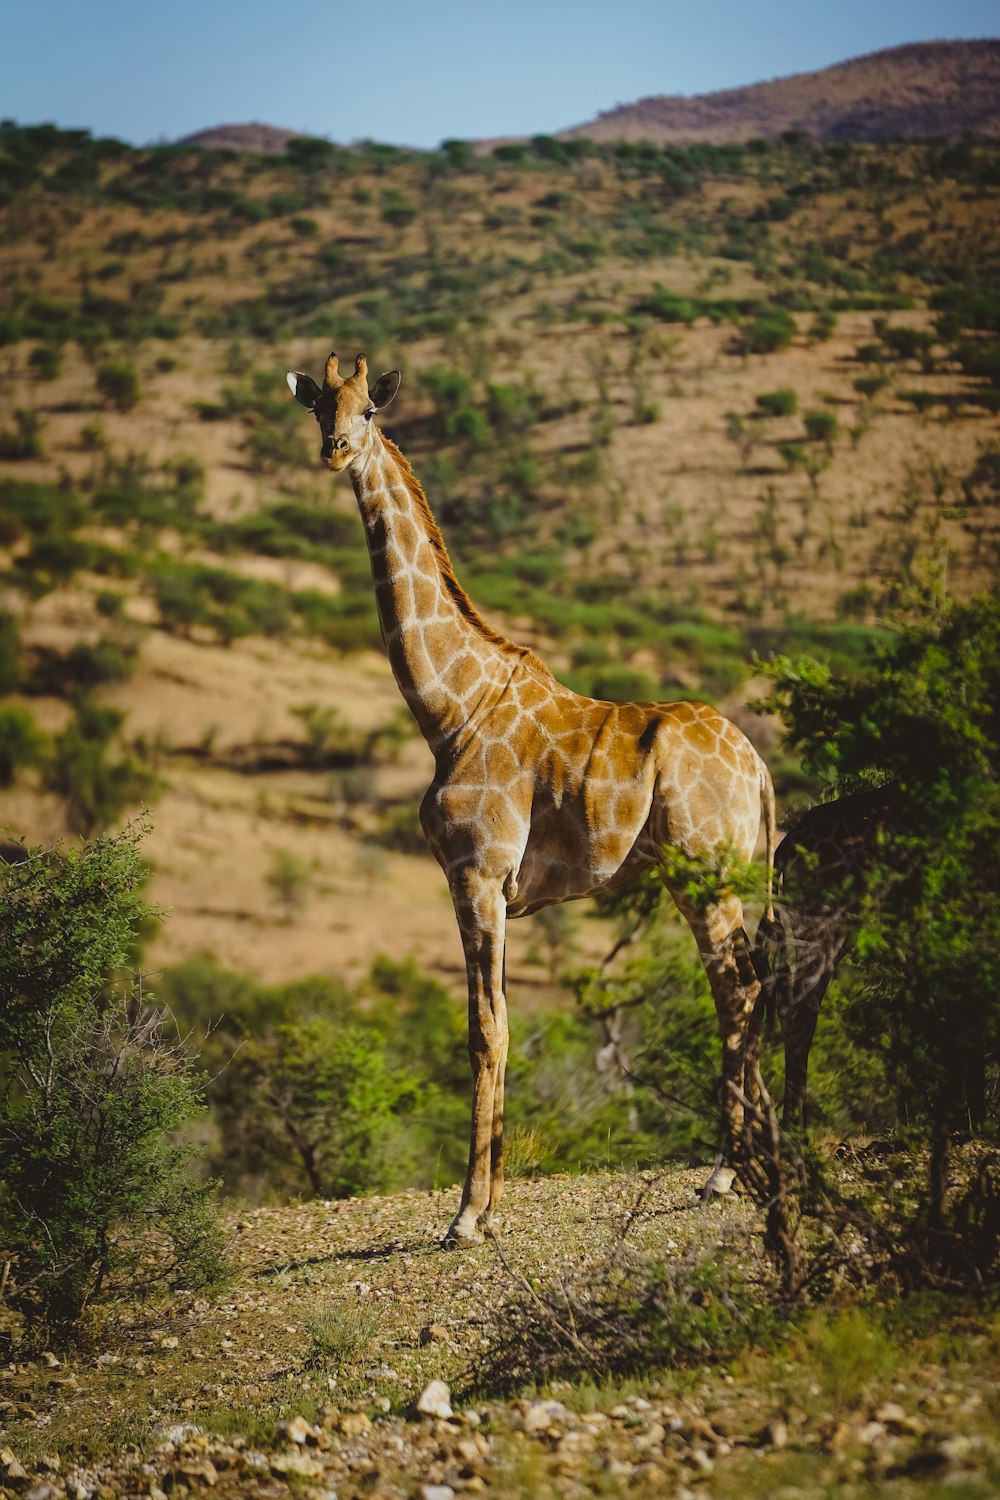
[443,1211,485,1248]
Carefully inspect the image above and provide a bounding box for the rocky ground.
[1,1167,998,1499]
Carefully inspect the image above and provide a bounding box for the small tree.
[803,408,838,453]
[0,822,224,1330]
[266,846,313,919]
[755,388,797,419]
[96,361,139,412]
[760,588,1000,1275]
[44,698,158,835]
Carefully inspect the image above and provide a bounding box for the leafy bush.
[0,409,43,460]
[0,822,224,1330]
[803,408,838,449]
[755,388,797,418]
[0,705,45,785]
[742,307,796,354]
[44,698,158,834]
[28,344,62,380]
[96,361,140,411]
[760,589,1000,1257]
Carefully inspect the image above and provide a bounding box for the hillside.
[1,1167,999,1499]
[562,40,1000,145]
[0,124,998,1003]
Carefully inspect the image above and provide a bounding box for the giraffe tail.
[759,756,777,923]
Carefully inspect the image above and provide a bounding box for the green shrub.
[44,698,158,834]
[638,287,698,324]
[0,611,24,693]
[96,360,140,411]
[28,344,62,380]
[0,822,224,1330]
[755,387,797,418]
[742,306,796,354]
[266,847,313,919]
[803,408,838,449]
[64,636,137,687]
[809,308,837,342]
[0,705,45,785]
[0,408,44,460]
[853,373,889,399]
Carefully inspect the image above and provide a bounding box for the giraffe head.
[286,351,400,472]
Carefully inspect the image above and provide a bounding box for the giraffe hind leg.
[670,890,762,1168]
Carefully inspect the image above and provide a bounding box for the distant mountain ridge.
[176,40,1000,155]
[177,123,303,154]
[561,40,1000,146]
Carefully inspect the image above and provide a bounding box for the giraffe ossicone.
[288,350,777,1243]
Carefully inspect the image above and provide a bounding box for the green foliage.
[28,344,61,380]
[742,307,796,354]
[760,589,1000,1244]
[221,1014,418,1199]
[755,387,798,418]
[0,408,43,460]
[0,704,45,785]
[265,847,313,919]
[0,612,24,693]
[96,361,140,411]
[803,408,838,450]
[0,822,224,1330]
[43,698,158,835]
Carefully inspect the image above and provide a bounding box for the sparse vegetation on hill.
[0,115,997,1493]
[560,40,1000,146]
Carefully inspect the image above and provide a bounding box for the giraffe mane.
[380,436,553,677]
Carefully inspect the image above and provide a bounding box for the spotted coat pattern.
[289,353,777,1241]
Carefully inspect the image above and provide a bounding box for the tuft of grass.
[791,1307,896,1414]
[306,1297,384,1370]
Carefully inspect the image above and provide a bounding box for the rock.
[37,1457,60,1475]
[0,1448,29,1483]
[766,1417,789,1449]
[519,1399,568,1436]
[278,1415,316,1446]
[416,1381,454,1420]
[420,1486,455,1500]
[857,1420,887,1446]
[705,1165,736,1195]
[420,1324,449,1345]
[270,1452,324,1479]
[685,1447,714,1475]
[336,1411,372,1437]
[25,1485,60,1500]
[172,1459,218,1487]
[153,1423,202,1450]
[876,1402,926,1436]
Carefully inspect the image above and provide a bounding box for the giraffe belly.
[506,802,660,916]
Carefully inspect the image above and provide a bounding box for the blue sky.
[4,0,997,149]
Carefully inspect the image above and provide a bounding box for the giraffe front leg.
[446,878,508,1246]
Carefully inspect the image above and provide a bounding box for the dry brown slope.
[563,39,1000,144]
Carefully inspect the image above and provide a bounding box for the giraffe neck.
[351,430,526,750]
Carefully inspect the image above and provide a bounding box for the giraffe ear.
[287,371,322,409]
[368,370,400,410]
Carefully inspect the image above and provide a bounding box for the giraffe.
[287,351,777,1243]
[753,788,898,1129]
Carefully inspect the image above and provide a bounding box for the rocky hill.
[562,40,1000,145]
[176,123,304,154]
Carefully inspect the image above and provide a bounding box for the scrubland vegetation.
[0,119,998,1493]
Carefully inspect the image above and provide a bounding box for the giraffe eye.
[364,408,375,420]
